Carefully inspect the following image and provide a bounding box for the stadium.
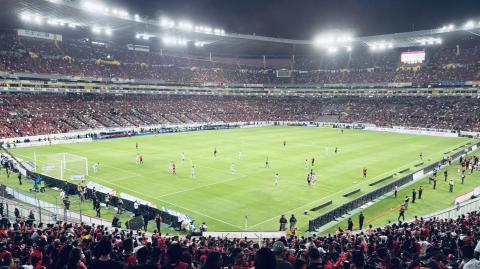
[0,0,479,268]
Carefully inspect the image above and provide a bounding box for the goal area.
[41,153,88,181]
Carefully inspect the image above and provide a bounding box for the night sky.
[115,0,480,39]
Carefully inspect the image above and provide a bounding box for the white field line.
[90,176,244,229]
[248,140,469,229]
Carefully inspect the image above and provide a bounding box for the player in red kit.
[139,154,143,164]
[136,142,138,150]
[363,167,367,179]
[172,162,176,174]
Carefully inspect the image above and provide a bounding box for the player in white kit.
[230,163,235,174]
[274,173,279,186]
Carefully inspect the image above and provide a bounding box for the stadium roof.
[3,0,480,56]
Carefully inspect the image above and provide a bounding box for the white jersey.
[238,151,242,160]
[191,166,196,178]
[304,160,308,170]
[93,163,98,173]
[274,174,279,185]
[181,152,186,161]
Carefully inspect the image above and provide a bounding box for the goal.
[42,153,89,181]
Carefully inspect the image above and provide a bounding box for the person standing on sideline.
[394,185,398,198]
[155,214,162,233]
[404,196,409,209]
[444,170,448,181]
[17,172,22,185]
[412,189,417,204]
[433,177,437,189]
[347,218,354,231]
[398,205,405,221]
[289,214,297,229]
[418,186,423,199]
[461,172,465,184]
[359,212,365,230]
[449,179,454,192]
[279,215,287,231]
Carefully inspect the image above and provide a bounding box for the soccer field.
[9,126,472,232]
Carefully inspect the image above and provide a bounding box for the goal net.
[42,153,88,181]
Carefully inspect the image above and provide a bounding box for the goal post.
[43,153,89,180]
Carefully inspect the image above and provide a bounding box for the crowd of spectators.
[0,31,479,84]
[0,93,479,138]
[1,205,480,269]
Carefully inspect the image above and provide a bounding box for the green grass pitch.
[7,126,474,232]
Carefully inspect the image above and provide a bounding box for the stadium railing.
[308,142,480,232]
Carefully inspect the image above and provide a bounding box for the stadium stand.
[0,31,479,84]
[0,94,478,138]
[0,199,479,269]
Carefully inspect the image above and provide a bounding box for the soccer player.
[136,142,138,150]
[274,173,279,186]
[214,148,217,157]
[283,140,286,147]
[181,152,185,162]
[304,159,309,171]
[419,152,423,160]
[93,162,99,173]
[363,167,368,179]
[334,147,338,154]
[398,205,405,221]
[311,157,315,166]
[230,163,235,174]
[172,162,176,175]
[136,154,141,165]
[310,170,316,184]
[168,161,173,174]
[265,157,270,168]
[139,154,143,164]
[238,151,242,160]
[191,165,196,178]
[307,173,311,186]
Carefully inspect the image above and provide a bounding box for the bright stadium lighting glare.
[465,20,475,29]
[135,33,140,39]
[47,18,59,26]
[420,40,426,45]
[92,25,101,34]
[68,23,76,29]
[160,17,175,28]
[346,46,352,52]
[203,27,212,33]
[447,24,455,30]
[33,14,43,25]
[388,43,394,48]
[326,47,338,54]
[435,38,442,44]
[104,27,112,36]
[134,14,140,21]
[178,21,194,31]
[82,1,107,14]
[142,35,149,40]
[20,12,32,22]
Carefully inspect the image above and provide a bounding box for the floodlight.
[435,38,442,44]
[388,43,393,49]
[32,14,43,25]
[346,46,352,52]
[178,21,193,31]
[465,20,475,29]
[420,40,426,45]
[104,27,112,36]
[92,25,101,34]
[160,17,174,28]
[20,12,32,22]
[203,27,212,33]
[47,18,59,26]
[135,33,141,39]
[142,35,149,40]
[326,47,338,54]
[134,14,140,21]
[447,24,455,30]
[68,23,76,28]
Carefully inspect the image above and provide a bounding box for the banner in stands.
[119,192,152,207]
[202,231,285,240]
[86,181,115,195]
[412,170,424,180]
[17,29,62,41]
[364,126,458,137]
